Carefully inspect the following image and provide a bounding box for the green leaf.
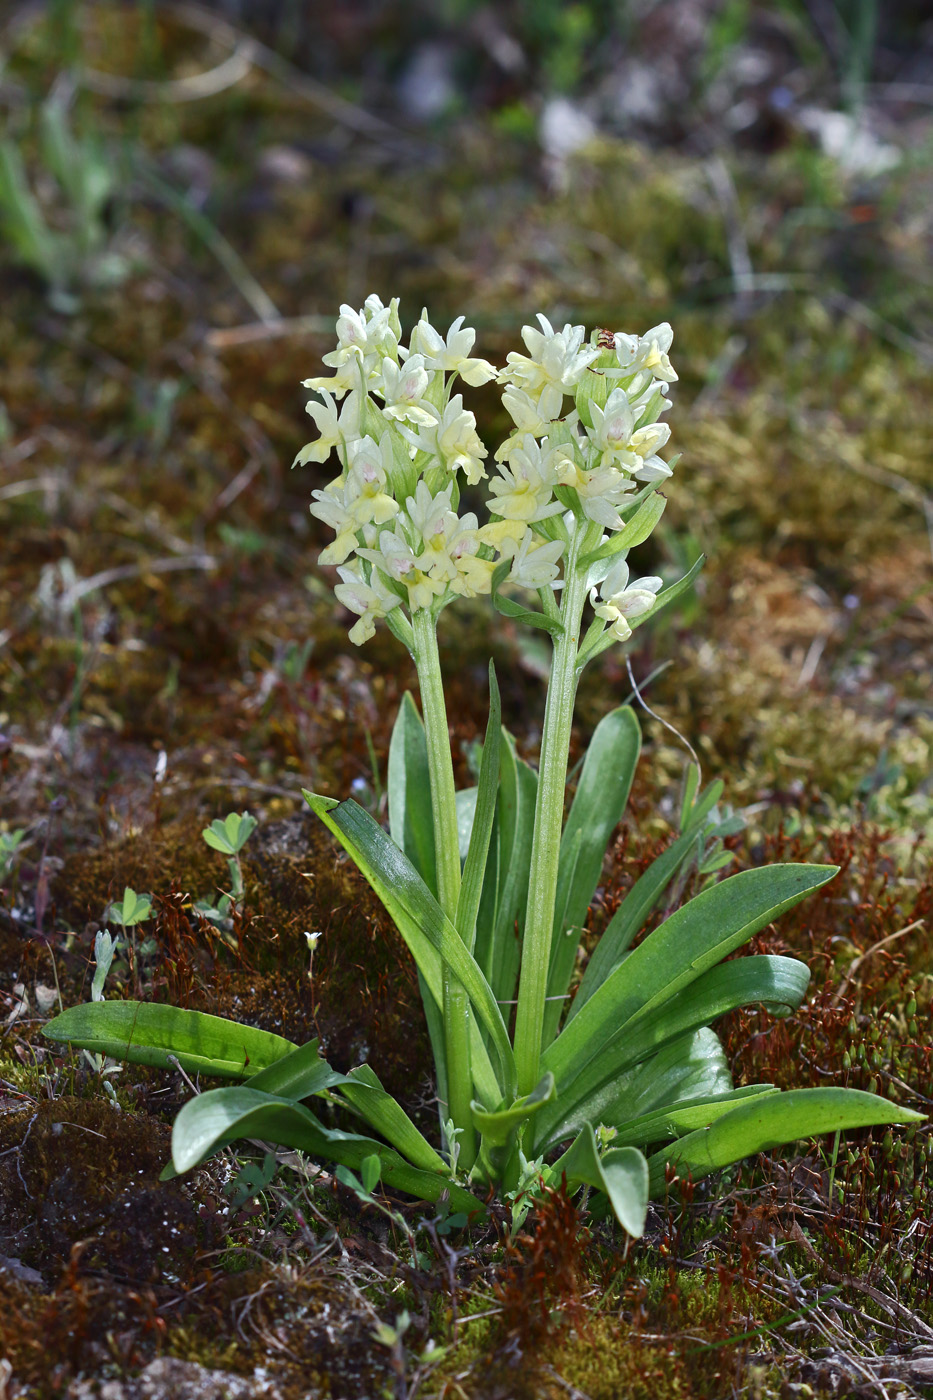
[456,664,501,953]
[474,733,537,1010]
[202,812,256,856]
[492,591,564,633]
[535,955,812,1150]
[571,784,725,1017]
[642,555,705,624]
[341,1064,446,1173]
[91,931,116,1002]
[388,693,437,898]
[361,1153,382,1195]
[538,1027,732,1151]
[170,1086,481,1214]
[491,559,564,634]
[543,706,641,1045]
[471,1073,556,1149]
[680,765,701,827]
[303,792,512,1105]
[580,493,667,567]
[549,1124,649,1238]
[248,1038,348,1100]
[647,1088,925,1195]
[545,865,837,1090]
[108,886,152,928]
[610,1084,780,1150]
[473,1073,556,1188]
[455,788,478,864]
[0,140,59,284]
[42,1001,297,1079]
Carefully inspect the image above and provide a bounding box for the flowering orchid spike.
[299,298,681,647]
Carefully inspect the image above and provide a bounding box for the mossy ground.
[1,4,932,1396]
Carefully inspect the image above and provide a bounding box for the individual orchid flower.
[586,390,672,475]
[589,558,663,642]
[407,313,497,385]
[488,435,563,523]
[404,395,488,484]
[314,297,400,399]
[293,388,362,467]
[379,355,435,426]
[498,528,565,590]
[360,485,459,612]
[302,355,366,400]
[310,435,399,564]
[495,385,559,460]
[499,315,599,420]
[614,323,678,384]
[334,561,402,645]
[555,454,636,529]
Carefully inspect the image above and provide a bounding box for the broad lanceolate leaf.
[544,865,836,1091]
[303,792,512,1105]
[609,1084,780,1150]
[543,706,640,1046]
[388,692,437,898]
[456,663,501,954]
[549,1123,649,1238]
[171,1086,480,1214]
[646,1088,925,1196]
[42,1001,297,1079]
[534,955,811,1151]
[570,780,725,1018]
[387,696,449,1119]
[248,1038,348,1099]
[456,789,478,863]
[341,1064,447,1174]
[536,1026,732,1151]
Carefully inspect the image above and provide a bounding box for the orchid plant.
[44,298,920,1236]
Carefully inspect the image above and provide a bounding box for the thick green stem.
[513,531,590,1096]
[411,607,476,1169]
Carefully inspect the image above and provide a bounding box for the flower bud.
[574,346,617,429]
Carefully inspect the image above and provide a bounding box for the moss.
[0,1096,212,1286]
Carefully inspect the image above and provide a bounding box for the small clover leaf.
[105,886,152,927]
[202,811,257,855]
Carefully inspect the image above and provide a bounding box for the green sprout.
[195,812,257,939]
